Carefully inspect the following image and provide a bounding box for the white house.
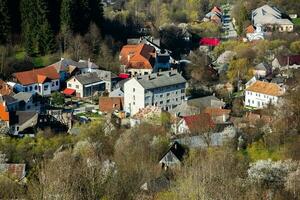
[124,70,187,116]
[245,80,285,109]
[272,55,300,70]
[252,5,294,32]
[13,66,60,96]
[66,72,106,98]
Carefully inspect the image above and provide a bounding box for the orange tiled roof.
[246,25,255,34]
[204,108,231,117]
[120,44,155,69]
[0,79,13,96]
[246,81,284,96]
[13,66,60,85]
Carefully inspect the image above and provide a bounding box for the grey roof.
[135,71,186,90]
[13,92,33,103]
[15,111,38,126]
[169,101,201,117]
[74,72,104,85]
[252,5,293,26]
[0,95,17,104]
[94,69,115,82]
[175,127,236,149]
[52,58,99,72]
[187,96,225,109]
[216,51,236,65]
[109,88,124,97]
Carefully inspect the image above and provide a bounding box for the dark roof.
[135,71,186,90]
[10,111,38,126]
[74,72,104,85]
[162,141,185,162]
[0,95,17,104]
[278,55,300,66]
[188,96,225,109]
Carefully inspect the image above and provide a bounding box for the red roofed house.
[203,107,231,124]
[200,38,220,46]
[174,113,215,135]
[12,66,60,96]
[99,96,124,113]
[119,44,156,76]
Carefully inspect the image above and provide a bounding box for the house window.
[44,85,49,91]
[181,89,185,93]
[34,85,37,90]
[176,98,178,101]
[160,94,163,98]
[68,83,72,87]
[52,82,55,86]
[56,81,59,86]
[252,100,254,104]
[248,99,250,104]
[144,72,149,75]
[133,88,135,92]
[133,102,135,105]
[160,101,163,104]
[133,95,135,100]
[29,86,32,91]
[167,99,170,103]
[76,85,79,89]
[25,87,28,92]
[167,93,170,96]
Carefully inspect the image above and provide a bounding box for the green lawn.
[293,18,300,25]
[15,50,57,67]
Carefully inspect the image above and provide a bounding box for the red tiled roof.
[200,38,220,46]
[183,113,215,132]
[13,66,60,85]
[246,81,284,96]
[63,88,76,96]
[120,44,156,69]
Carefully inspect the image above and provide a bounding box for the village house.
[272,55,300,70]
[203,107,231,124]
[119,44,171,76]
[170,95,225,117]
[65,72,106,98]
[253,62,271,78]
[252,5,294,32]
[245,25,265,41]
[0,80,14,96]
[12,66,60,96]
[245,80,285,109]
[124,70,187,116]
[50,58,100,82]
[0,163,26,182]
[0,96,38,136]
[203,6,223,25]
[159,141,185,168]
[99,96,123,113]
[172,113,215,135]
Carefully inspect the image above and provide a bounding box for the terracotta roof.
[120,44,155,69]
[63,88,76,96]
[204,108,231,117]
[13,66,60,85]
[183,113,215,132]
[246,25,256,33]
[246,81,284,96]
[0,79,13,96]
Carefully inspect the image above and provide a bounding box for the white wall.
[245,90,278,108]
[22,79,60,96]
[124,78,145,115]
[67,78,83,98]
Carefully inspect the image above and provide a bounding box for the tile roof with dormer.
[120,44,156,69]
[13,66,60,86]
[246,81,284,96]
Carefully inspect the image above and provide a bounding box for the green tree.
[51,91,65,106]
[21,0,36,55]
[227,58,253,83]
[0,0,10,44]
[290,41,300,54]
